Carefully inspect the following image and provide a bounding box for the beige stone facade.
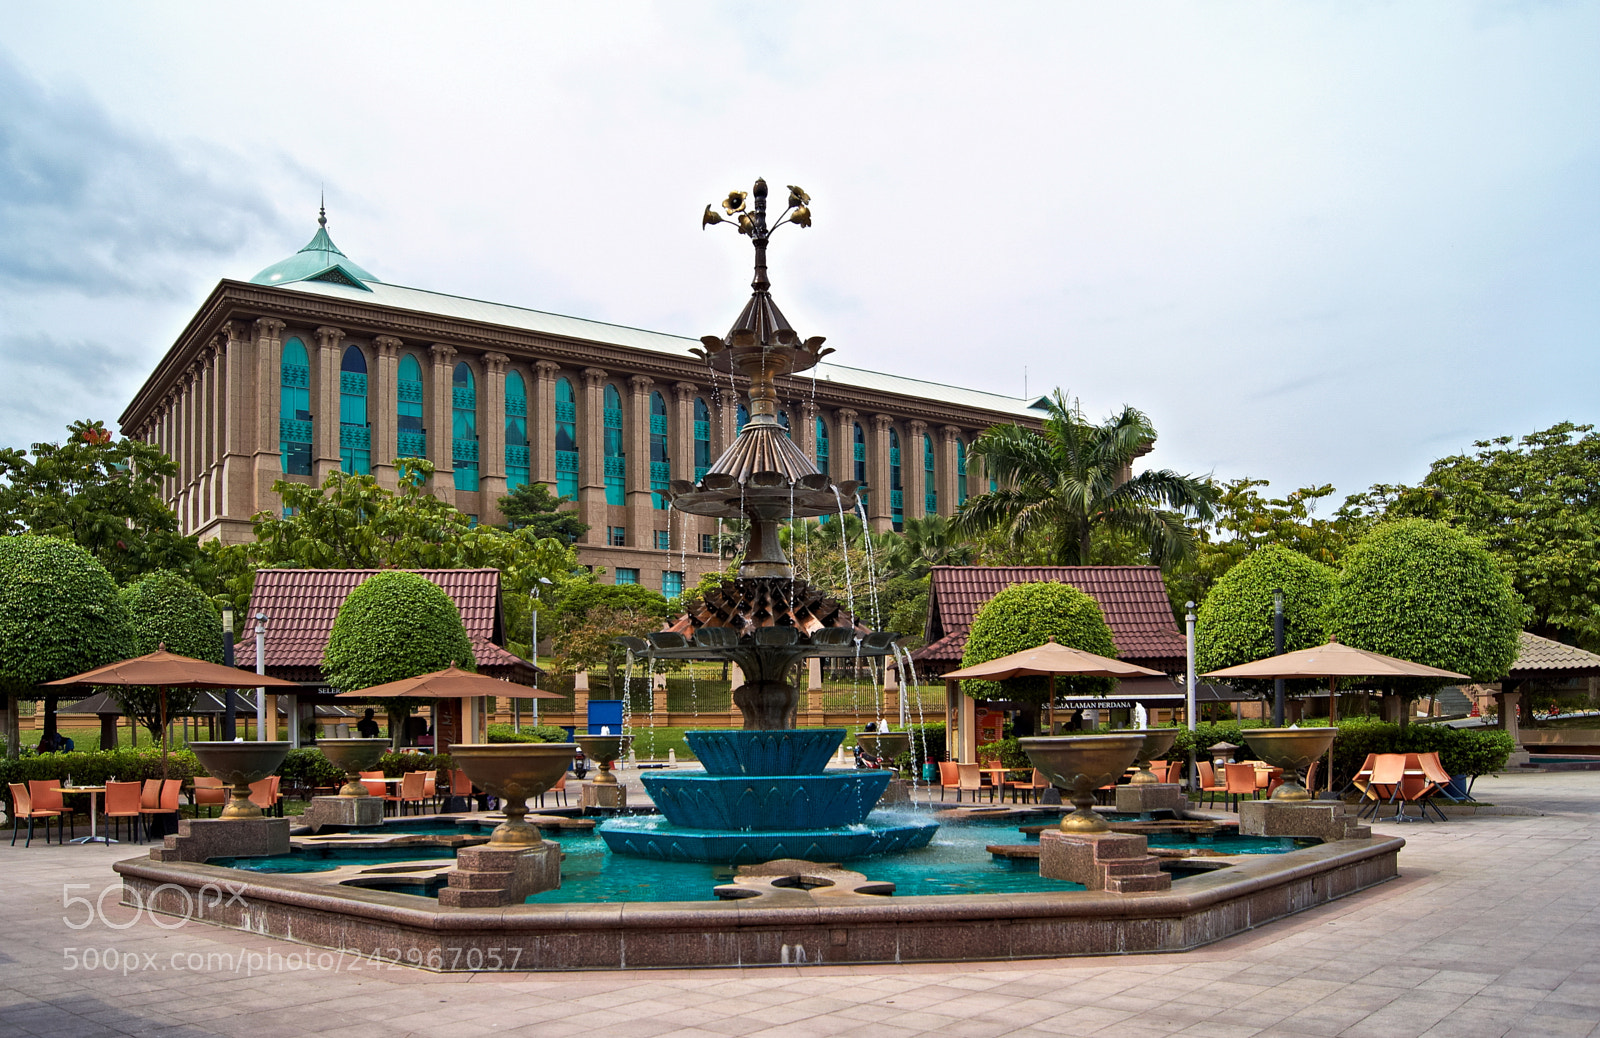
[120,264,1044,590]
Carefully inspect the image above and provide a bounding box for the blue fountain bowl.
[685,729,846,776]
[598,813,939,864]
[641,771,892,830]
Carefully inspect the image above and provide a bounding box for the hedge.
[486,723,568,744]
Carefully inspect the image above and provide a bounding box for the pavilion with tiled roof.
[235,568,539,687]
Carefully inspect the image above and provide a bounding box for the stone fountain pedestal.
[581,782,627,810]
[877,778,911,806]
[438,842,561,908]
[150,818,291,863]
[1039,830,1172,893]
[303,795,385,831]
[1239,800,1370,841]
[1115,783,1186,815]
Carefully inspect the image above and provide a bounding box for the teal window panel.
[556,450,579,474]
[339,372,367,396]
[603,409,623,430]
[397,431,427,458]
[339,425,371,450]
[650,414,668,435]
[452,438,480,463]
[281,364,310,389]
[615,567,638,585]
[694,465,708,482]
[604,456,627,478]
[662,571,684,597]
[279,418,312,444]
[693,420,710,440]
[452,386,476,410]
[654,530,670,550]
[926,491,939,514]
[555,401,576,423]
[397,379,423,404]
[505,395,527,418]
[506,444,529,467]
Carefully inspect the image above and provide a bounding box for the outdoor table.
[53,786,112,845]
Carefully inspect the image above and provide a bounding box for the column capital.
[582,367,608,388]
[315,326,344,350]
[837,407,858,422]
[673,381,699,403]
[374,335,404,358]
[253,317,286,341]
[873,413,894,432]
[483,352,511,374]
[941,424,962,442]
[628,373,654,393]
[535,360,562,380]
[429,343,458,363]
[908,419,928,437]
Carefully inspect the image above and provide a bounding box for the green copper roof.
[250,210,378,289]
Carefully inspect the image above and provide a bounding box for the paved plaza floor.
[0,770,1596,1038]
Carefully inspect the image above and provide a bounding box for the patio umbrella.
[334,665,560,751]
[1202,639,1470,790]
[46,646,303,777]
[941,638,1165,735]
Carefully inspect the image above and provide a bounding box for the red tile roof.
[1509,631,1600,676]
[236,569,537,685]
[912,566,1186,674]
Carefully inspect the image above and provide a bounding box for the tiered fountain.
[598,179,937,863]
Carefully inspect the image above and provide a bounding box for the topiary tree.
[1196,544,1338,696]
[117,570,223,740]
[960,581,1117,733]
[322,572,476,747]
[0,534,133,756]
[1326,519,1523,723]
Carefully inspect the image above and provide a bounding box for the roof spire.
[319,189,327,228]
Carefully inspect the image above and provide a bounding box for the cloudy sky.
[3,2,1596,505]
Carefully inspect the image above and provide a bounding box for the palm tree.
[954,390,1216,567]
[885,515,976,579]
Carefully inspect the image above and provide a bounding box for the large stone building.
[119,212,1046,590]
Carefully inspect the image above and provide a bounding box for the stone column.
[220,323,256,526]
[579,368,608,543]
[533,361,560,489]
[480,353,510,518]
[835,408,859,489]
[672,381,700,554]
[628,374,655,555]
[870,414,894,532]
[371,336,403,490]
[313,326,344,482]
[428,344,458,506]
[797,400,818,469]
[907,419,928,519]
[252,319,286,512]
[940,426,961,516]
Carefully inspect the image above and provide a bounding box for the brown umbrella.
[942,638,1164,735]
[46,647,302,777]
[332,664,561,700]
[1202,639,1470,791]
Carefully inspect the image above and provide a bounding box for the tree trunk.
[42,693,59,743]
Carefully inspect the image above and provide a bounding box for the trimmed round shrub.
[1197,544,1338,694]
[1326,519,1523,689]
[960,582,1117,704]
[322,572,475,693]
[115,570,222,734]
[0,534,131,696]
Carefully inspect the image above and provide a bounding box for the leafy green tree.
[1195,544,1338,695]
[551,580,675,633]
[1325,519,1523,722]
[1346,423,1600,650]
[550,605,668,697]
[954,390,1216,567]
[498,483,589,544]
[0,535,133,755]
[321,571,476,747]
[960,581,1118,731]
[0,420,197,584]
[116,571,224,740]
[882,515,975,580]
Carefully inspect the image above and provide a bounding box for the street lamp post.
[1272,587,1286,727]
[1186,601,1198,793]
[530,576,552,727]
[221,608,237,740]
[253,613,268,741]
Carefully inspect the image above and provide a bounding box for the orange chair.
[394,772,427,816]
[1397,752,1447,822]
[192,776,227,818]
[1413,751,1455,817]
[1255,765,1284,798]
[537,772,568,809]
[421,770,439,813]
[1005,768,1052,804]
[29,780,75,840]
[141,778,183,830]
[1359,754,1406,820]
[359,771,388,802]
[9,783,60,846]
[1350,753,1378,801]
[248,775,282,815]
[956,762,987,803]
[104,781,146,842]
[1196,762,1229,808]
[1304,760,1321,796]
[936,761,960,801]
[1224,763,1260,812]
[140,779,162,812]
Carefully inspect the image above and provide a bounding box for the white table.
[54,787,113,845]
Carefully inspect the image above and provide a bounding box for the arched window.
[693,397,711,482]
[604,384,625,506]
[924,433,937,515]
[957,438,968,506]
[815,416,830,477]
[505,371,529,492]
[736,403,749,433]
[853,422,868,514]
[397,354,425,460]
[777,410,791,437]
[650,390,669,509]
[451,362,478,492]
[338,346,369,475]
[555,377,578,498]
[889,427,904,531]
[279,337,312,475]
